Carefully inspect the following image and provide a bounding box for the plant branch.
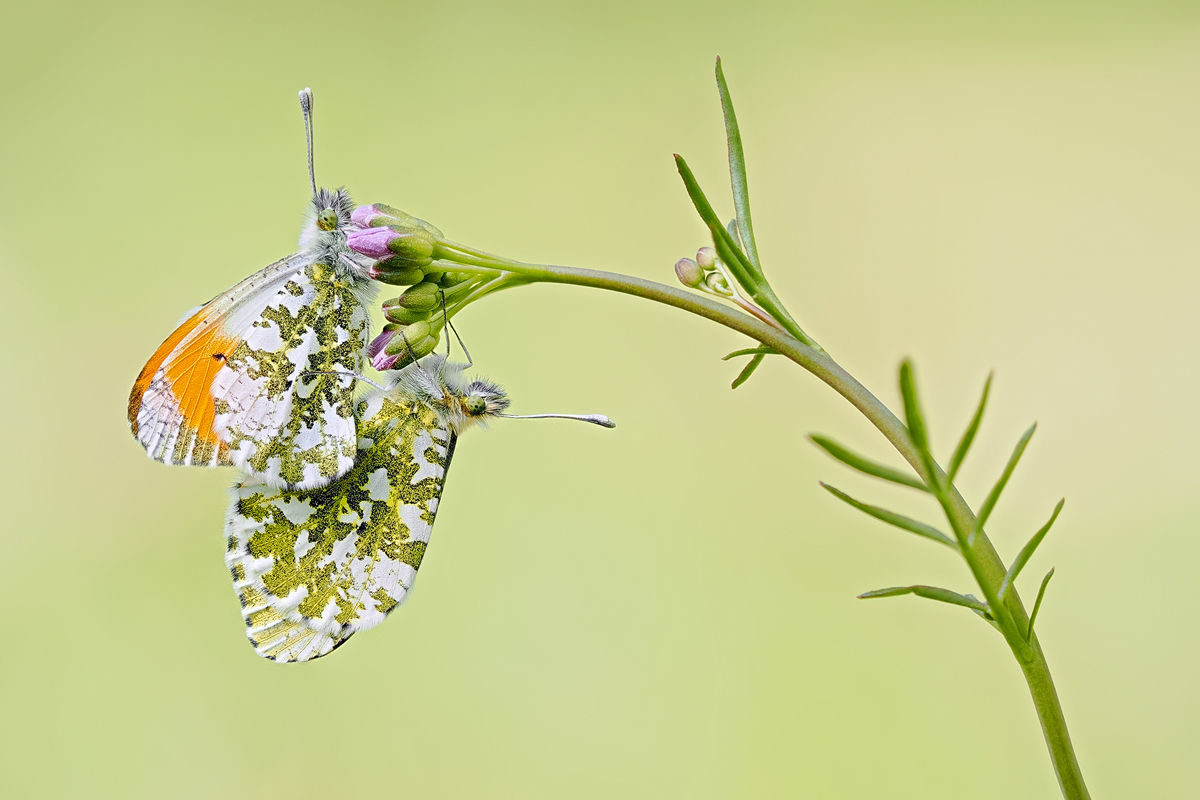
[498,259,1090,799]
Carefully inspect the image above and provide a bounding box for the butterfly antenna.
[497,413,616,429]
[440,290,451,359]
[299,88,317,199]
[438,289,474,367]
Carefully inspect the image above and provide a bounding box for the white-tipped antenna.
[498,413,616,429]
[299,88,317,199]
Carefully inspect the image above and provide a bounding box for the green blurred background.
[3,1,1198,797]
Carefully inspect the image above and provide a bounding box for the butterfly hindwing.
[225,389,457,662]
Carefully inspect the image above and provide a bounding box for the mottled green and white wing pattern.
[225,390,457,662]
[214,262,373,490]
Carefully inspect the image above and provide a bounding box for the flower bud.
[705,271,732,295]
[375,335,439,370]
[351,203,418,229]
[347,225,436,266]
[397,281,443,312]
[382,299,433,325]
[387,229,436,262]
[366,324,400,361]
[385,320,431,355]
[675,257,704,288]
[439,271,469,287]
[347,226,402,260]
[367,263,426,286]
[696,247,716,269]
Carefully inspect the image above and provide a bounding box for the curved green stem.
[497,260,1089,799]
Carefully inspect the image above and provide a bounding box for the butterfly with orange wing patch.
[128,89,378,489]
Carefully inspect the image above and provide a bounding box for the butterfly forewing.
[214,262,371,489]
[225,390,457,662]
[129,252,307,468]
[129,251,374,489]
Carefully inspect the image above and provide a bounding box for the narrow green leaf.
[820,483,954,548]
[858,586,916,599]
[898,360,940,489]
[722,346,777,360]
[973,423,1037,538]
[947,372,993,483]
[858,584,991,616]
[810,437,929,492]
[999,499,1065,599]
[1027,567,1056,639]
[731,353,765,389]
[716,57,762,276]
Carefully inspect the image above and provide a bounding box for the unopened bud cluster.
[348,203,449,285]
[675,247,732,296]
[350,203,483,370]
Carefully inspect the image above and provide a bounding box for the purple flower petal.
[372,350,404,371]
[366,328,396,360]
[347,226,399,259]
[351,205,381,228]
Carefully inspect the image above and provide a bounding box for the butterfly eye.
[465,395,487,416]
[316,208,338,231]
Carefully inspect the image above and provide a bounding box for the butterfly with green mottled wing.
[127,90,380,490]
[224,354,615,662]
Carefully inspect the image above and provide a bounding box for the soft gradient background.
[2,1,1198,797]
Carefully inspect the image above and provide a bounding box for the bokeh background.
[3,1,1198,797]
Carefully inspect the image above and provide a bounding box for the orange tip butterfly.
[128,89,379,490]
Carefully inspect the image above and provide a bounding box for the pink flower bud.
[367,326,398,361]
[351,204,382,228]
[347,226,400,260]
[675,257,704,288]
[696,247,717,269]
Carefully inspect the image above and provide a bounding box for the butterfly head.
[391,355,511,434]
[296,88,373,283]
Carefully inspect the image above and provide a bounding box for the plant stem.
[508,260,1090,799]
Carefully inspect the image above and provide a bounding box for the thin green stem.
[497,260,1089,799]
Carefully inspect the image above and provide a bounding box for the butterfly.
[224,354,615,662]
[127,89,378,490]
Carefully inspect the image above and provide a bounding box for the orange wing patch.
[129,306,240,465]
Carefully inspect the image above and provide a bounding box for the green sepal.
[947,372,993,483]
[414,217,444,238]
[810,436,929,492]
[382,304,432,325]
[999,499,1065,600]
[731,353,764,389]
[370,265,426,286]
[386,227,436,262]
[384,320,431,356]
[398,281,443,311]
[820,483,956,549]
[383,335,440,369]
